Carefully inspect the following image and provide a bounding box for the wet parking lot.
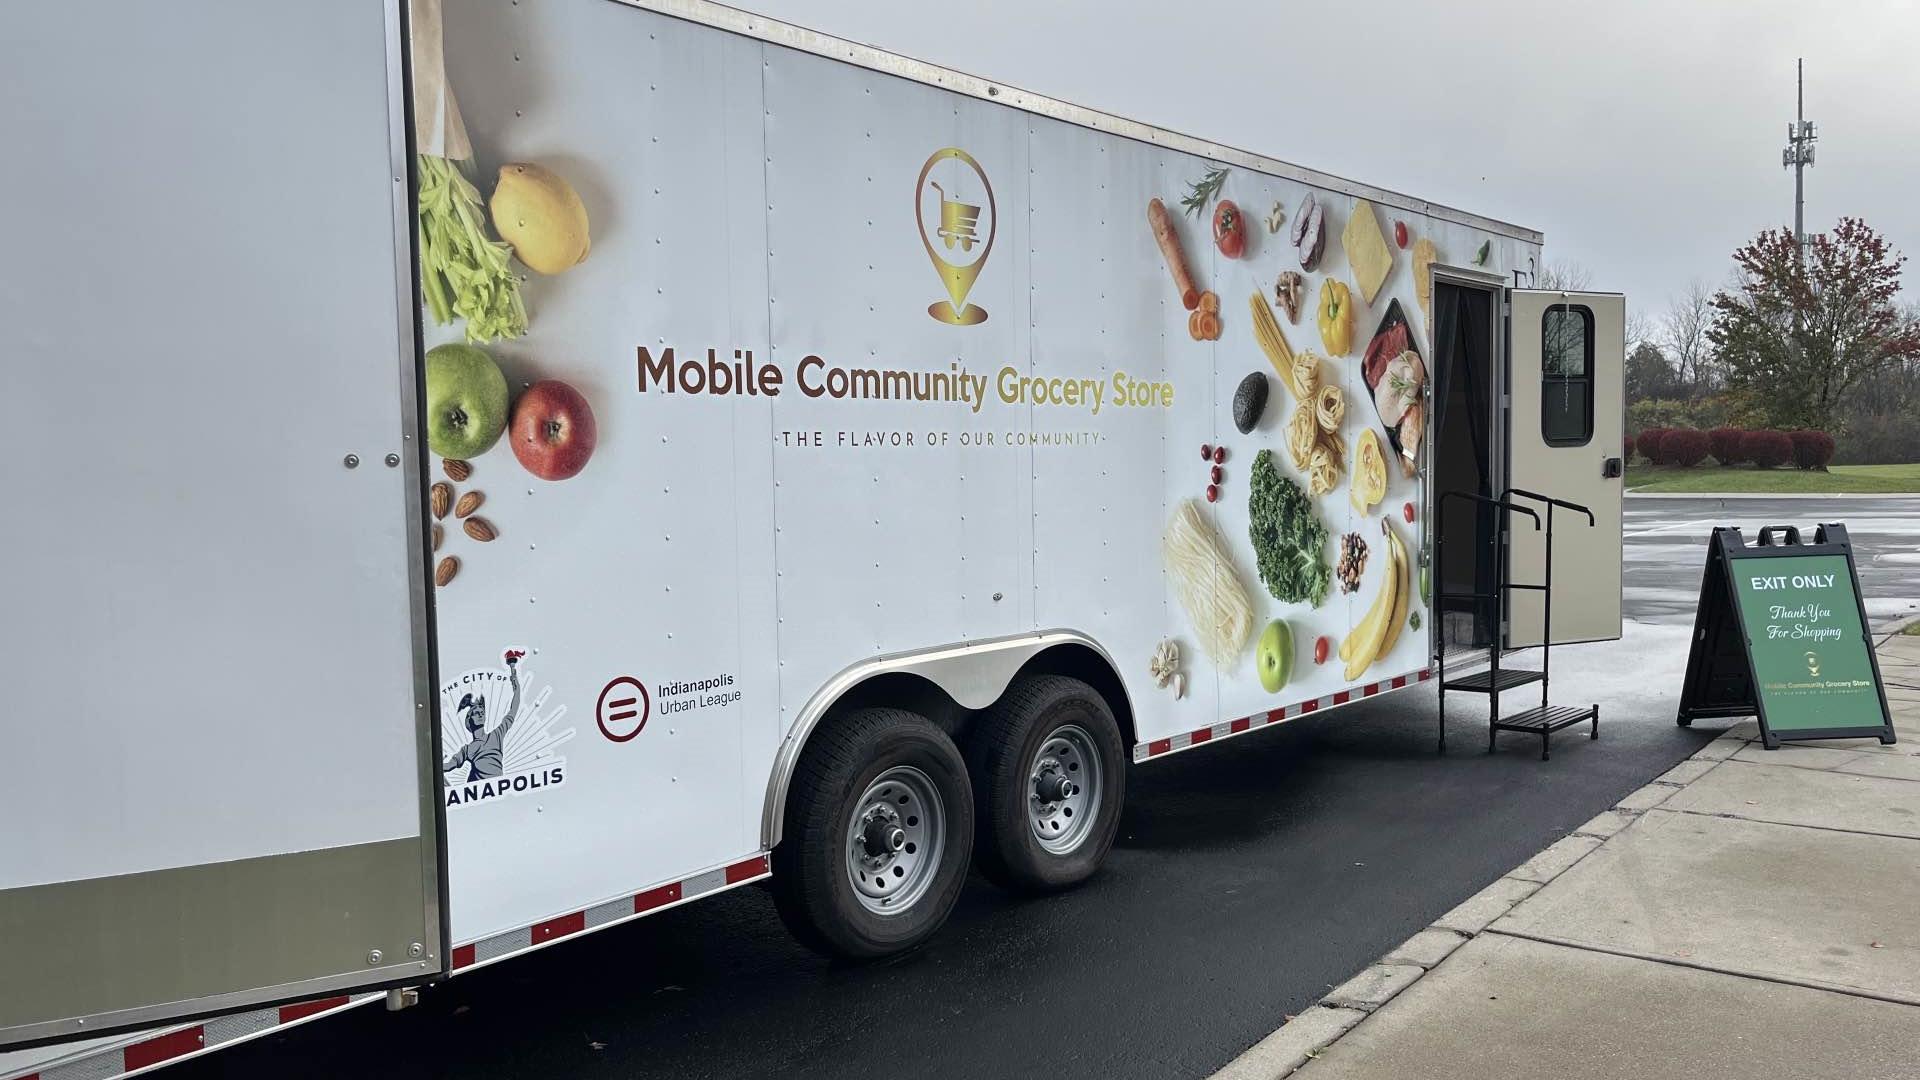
[1624,494,1920,632]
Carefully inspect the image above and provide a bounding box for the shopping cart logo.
[440,647,573,809]
[915,147,995,326]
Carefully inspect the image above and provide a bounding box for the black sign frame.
[1676,523,1897,750]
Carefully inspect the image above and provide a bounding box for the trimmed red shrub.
[1743,429,1794,469]
[1708,427,1746,466]
[1636,427,1671,464]
[1664,428,1710,467]
[1789,429,1836,470]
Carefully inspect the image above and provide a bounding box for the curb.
[1205,794,1681,1078]
[1203,761,1701,1079]
[1209,632,1920,1079]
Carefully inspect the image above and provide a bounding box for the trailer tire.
[771,708,973,959]
[967,674,1125,893]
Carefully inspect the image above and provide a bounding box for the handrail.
[1439,489,1541,529]
[1503,487,1595,526]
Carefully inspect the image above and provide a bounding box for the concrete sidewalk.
[1211,633,1920,1080]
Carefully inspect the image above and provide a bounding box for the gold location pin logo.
[916,148,995,325]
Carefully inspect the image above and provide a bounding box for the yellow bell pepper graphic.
[1318,278,1354,356]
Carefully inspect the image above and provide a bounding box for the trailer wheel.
[967,675,1125,892]
[771,708,973,959]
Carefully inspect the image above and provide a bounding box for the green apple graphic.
[1257,619,1293,694]
[425,343,509,459]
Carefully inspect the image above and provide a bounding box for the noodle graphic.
[1163,499,1255,669]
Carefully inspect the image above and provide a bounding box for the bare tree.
[1625,308,1657,353]
[1666,280,1717,395]
[1536,259,1593,291]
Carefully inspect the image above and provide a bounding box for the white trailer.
[0,0,1624,1075]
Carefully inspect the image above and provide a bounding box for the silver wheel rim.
[846,765,945,915]
[1028,723,1100,855]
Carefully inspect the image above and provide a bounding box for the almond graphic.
[454,490,484,519]
[432,523,444,551]
[430,482,452,520]
[435,555,459,587]
[443,458,472,482]
[463,517,497,542]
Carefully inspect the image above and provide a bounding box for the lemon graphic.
[490,163,590,275]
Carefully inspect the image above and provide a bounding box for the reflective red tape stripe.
[452,943,476,969]
[533,912,585,943]
[635,881,683,913]
[725,855,770,884]
[279,996,350,1025]
[124,1027,203,1071]
[1133,672,1441,758]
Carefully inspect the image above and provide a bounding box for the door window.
[1541,304,1593,446]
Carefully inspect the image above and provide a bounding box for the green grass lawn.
[1625,462,1920,494]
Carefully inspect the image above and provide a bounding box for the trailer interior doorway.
[1430,276,1502,661]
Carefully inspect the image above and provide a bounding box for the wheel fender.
[761,629,1127,850]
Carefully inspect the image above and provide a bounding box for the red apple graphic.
[510,380,597,480]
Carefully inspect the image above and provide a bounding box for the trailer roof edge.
[610,0,1547,247]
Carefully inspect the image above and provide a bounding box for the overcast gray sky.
[763,0,1920,327]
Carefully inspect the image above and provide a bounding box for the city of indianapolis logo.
[915,147,995,325]
[440,648,574,808]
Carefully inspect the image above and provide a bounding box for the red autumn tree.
[1710,218,1920,432]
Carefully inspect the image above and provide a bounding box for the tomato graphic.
[1213,199,1246,259]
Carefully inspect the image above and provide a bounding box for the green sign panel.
[1677,524,1896,749]
[1729,553,1880,732]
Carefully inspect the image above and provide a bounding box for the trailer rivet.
[408,942,424,959]
[384,453,400,468]
[343,453,360,469]
[367,949,383,966]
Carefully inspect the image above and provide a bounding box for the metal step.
[1492,704,1596,734]
[1441,668,1544,694]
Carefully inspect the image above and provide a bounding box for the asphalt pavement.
[171,496,1920,1080]
[1625,493,1920,631]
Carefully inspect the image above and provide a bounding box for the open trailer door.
[0,0,446,1050]
[1505,290,1626,647]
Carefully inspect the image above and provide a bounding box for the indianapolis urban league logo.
[440,648,573,808]
[916,147,995,326]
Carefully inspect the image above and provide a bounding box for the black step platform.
[1493,704,1599,760]
[1442,668,1544,694]
[1434,487,1602,760]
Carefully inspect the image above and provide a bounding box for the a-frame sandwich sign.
[1676,523,1897,750]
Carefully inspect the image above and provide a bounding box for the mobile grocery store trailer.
[0,0,1624,1074]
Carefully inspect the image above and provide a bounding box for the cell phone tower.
[1781,58,1817,266]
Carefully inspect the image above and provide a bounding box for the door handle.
[1601,457,1623,479]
